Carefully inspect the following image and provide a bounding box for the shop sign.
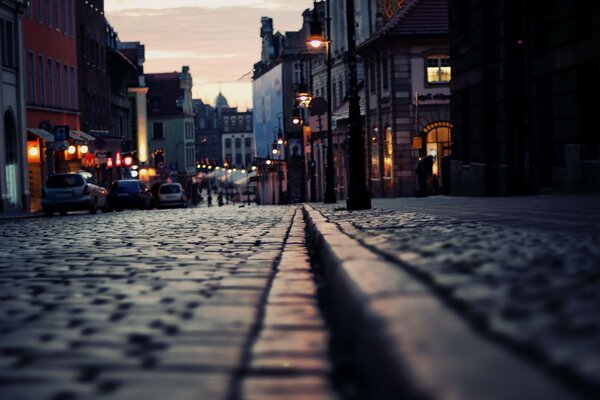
[412,136,423,149]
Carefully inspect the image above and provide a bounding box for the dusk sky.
[105,0,315,111]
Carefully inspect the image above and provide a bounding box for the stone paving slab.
[305,203,586,400]
[0,206,306,400]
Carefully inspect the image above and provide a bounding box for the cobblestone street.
[1,195,599,400]
[0,206,334,400]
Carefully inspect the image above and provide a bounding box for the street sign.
[52,125,69,142]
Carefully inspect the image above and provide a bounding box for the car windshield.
[159,184,181,194]
[116,181,139,193]
[46,174,85,188]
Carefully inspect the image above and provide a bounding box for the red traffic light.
[123,155,134,167]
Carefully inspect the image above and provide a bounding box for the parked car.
[107,179,153,211]
[155,182,187,208]
[41,172,108,216]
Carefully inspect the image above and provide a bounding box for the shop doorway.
[422,121,452,191]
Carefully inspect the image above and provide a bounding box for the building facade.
[360,0,450,197]
[146,67,196,185]
[449,0,600,195]
[1,0,28,213]
[24,0,83,211]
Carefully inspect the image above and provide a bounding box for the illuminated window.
[383,127,393,181]
[426,55,451,84]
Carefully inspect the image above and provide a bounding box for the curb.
[303,204,579,400]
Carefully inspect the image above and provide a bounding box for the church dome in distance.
[215,92,229,109]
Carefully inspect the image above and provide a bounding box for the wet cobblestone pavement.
[315,197,600,395]
[0,206,333,400]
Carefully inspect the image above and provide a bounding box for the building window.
[426,55,451,84]
[2,20,15,68]
[293,62,302,84]
[45,0,51,27]
[244,138,252,150]
[62,0,67,32]
[235,138,241,150]
[235,153,242,164]
[70,66,76,108]
[38,55,45,105]
[28,52,36,103]
[64,65,69,108]
[53,0,59,30]
[152,122,164,140]
[370,62,376,93]
[68,0,73,36]
[47,59,53,106]
[56,61,62,107]
[224,138,232,148]
[37,0,43,23]
[382,56,389,90]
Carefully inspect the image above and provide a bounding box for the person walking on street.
[415,155,434,197]
[207,194,213,207]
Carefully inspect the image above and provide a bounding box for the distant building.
[360,0,450,197]
[193,99,221,166]
[449,1,600,195]
[1,1,28,213]
[146,66,196,183]
[120,41,150,169]
[221,108,254,169]
[23,0,81,212]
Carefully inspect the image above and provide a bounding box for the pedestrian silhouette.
[416,155,434,197]
[207,194,213,207]
[217,192,223,207]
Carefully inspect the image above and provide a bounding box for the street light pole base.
[323,194,337,204]
[346,195,371,210]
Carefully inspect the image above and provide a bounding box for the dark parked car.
[107,179,153,211]
[41,172,108,216]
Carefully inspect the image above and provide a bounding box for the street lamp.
[345,0,371,210]
[306,0,335,204]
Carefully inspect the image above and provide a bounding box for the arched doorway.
[4,110,20,210]
[422,121,452,191]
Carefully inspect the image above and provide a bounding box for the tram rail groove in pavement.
[303,204,582,400]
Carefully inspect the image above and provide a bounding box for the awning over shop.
[27,128,54,142]
[70,130,95,142]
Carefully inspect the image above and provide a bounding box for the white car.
[41,172,108,216]
[156,183,187,208]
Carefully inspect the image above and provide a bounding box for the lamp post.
[345,0,371,210]
[307,0,335,204]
